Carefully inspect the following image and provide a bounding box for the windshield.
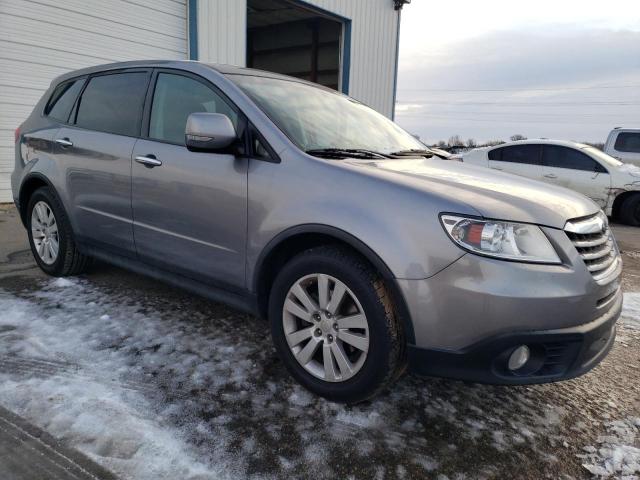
[229,75,425,155]
[583,146,624,168]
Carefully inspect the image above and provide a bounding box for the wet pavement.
[0,204,638,480]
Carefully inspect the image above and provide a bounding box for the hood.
[343,158,599,229]
[616,163,640,178]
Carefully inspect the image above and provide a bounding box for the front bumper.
[407,288,621,384]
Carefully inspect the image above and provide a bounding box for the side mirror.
[185,112,236,151]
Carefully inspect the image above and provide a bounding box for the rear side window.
[75,72,149,137]
[543,145,606,172]
[495,145,540,165]
[44,79,84,122]
[149,73,238,145]
[488,148,501,160]
[614,132,640,153]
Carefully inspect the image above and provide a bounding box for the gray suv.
[12,61,622,403]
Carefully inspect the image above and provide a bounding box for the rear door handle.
[135,155,162,168]
[54,138,73,147]
[543,173,557,179]
[490,167,503,171]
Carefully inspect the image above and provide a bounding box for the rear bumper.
[407,289,621,384]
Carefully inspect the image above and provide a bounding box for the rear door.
[487,144,542,180]
[55,70,150,255]
[131,70,248,288]
[541,144,611,208]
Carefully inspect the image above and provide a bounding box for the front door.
[131,71,247,289]
[541,145,611,209]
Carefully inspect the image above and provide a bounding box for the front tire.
[269,245,404,403]
[619,194,640,226]
[26,187,92,276]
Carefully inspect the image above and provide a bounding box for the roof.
[487,139,593,149]
[51,60,333,92]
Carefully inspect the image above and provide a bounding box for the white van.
[604,128,640,166]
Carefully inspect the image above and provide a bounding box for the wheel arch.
[253,224,416,344]
[611,190,639,221]
[17,173,55,227]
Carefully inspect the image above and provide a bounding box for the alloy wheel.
[31,201,59,265]
[282,273,370,382]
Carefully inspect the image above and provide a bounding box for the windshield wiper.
[389,148,437,158]
[305,148,391,159]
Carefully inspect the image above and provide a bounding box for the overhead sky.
[394,0,640,145]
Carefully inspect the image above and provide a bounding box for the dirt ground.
[0,204,638,480]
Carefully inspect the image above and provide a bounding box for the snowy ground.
[0,207,638,479]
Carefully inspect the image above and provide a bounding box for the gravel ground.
[0,205,638,480]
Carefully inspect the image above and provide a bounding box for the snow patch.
[578,417,640,478]
[51,277,76,288]
[622,293,640,329]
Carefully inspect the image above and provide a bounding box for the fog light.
[508,345,530,371]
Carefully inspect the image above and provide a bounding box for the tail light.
[14,126,21,143]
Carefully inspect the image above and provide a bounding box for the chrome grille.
[565,213,618,281]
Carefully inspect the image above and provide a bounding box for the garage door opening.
[246,0,346,91]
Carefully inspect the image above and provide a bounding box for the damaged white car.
[461,139,640,225]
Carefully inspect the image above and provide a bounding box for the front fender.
[246,150,471,283]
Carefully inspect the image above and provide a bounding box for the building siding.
[197,0,400,118]
[1,0,399,202]
[0,0,188,202]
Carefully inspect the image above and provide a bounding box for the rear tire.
[269,245,404,403]
[26,187,92,276]
[618,194,640,226]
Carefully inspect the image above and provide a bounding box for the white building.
[0,0,410,202]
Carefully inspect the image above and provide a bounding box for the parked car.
[604,128,640,166]
[12,61,621,403]
[462,139,640,226]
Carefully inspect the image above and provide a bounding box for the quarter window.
[494,145,540,165]
[543,145,606,172]
[614,132,640,154]
[149,73,238,145]
[45,79,85,122]
[75,72,149,137]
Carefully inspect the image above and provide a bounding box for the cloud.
[395,27,640,143]
[399,28,640,90]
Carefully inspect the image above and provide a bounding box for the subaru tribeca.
[12,61,622,403]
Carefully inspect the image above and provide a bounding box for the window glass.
[498,145,540,165]
[488,148,501,160]
[75,72,148,137]
[45,79,84,122]
[583,147,622,168]
[614,132,640,153]
[149,73,238,145]
[251,130,272,160]
[543,145,604,172]
[228,74,425,155]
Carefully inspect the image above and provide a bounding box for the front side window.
[228,75,425,155]
[45,79,85,122]
[543,145,605,172]
[75,72,149,137]
[614,132,640,153]
[149,73,238,145]
[498,145,540,165]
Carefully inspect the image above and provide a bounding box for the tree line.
[429,135,603,151]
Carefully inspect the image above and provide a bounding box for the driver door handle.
[543,173,557,179]
[54,138,73,147]
[135,155,162,168]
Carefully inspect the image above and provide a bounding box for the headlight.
[440,215,561,264]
